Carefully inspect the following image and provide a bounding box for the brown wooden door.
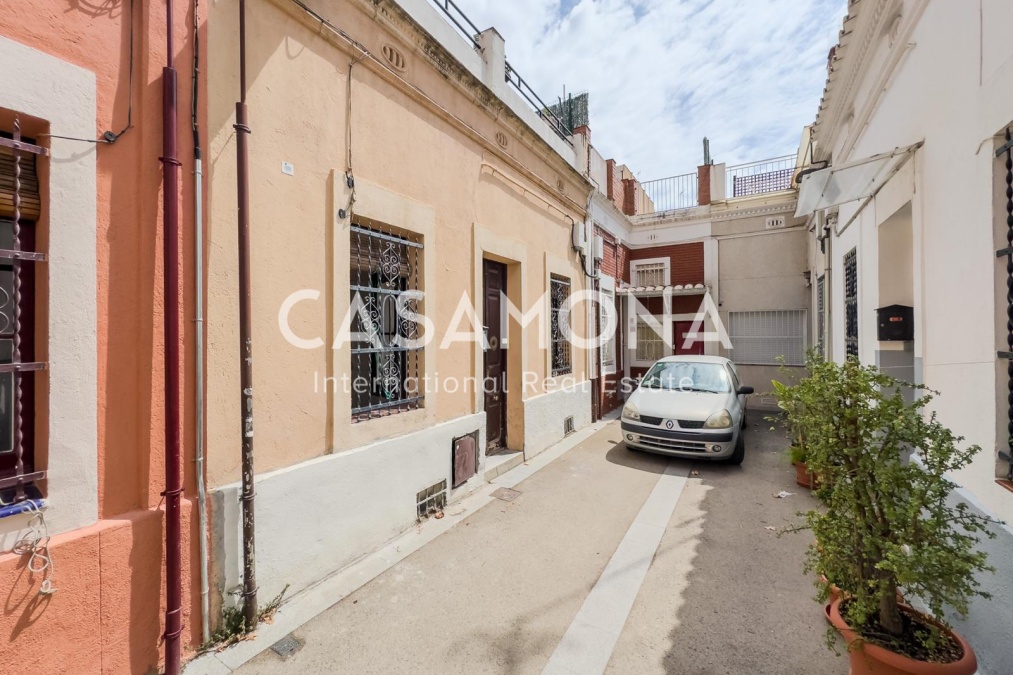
[675,320,705,355]
[483,261,508,451]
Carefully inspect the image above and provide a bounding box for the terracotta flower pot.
[827,598,977,675]
[794,461,816,489]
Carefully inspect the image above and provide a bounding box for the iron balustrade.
[641,172,698,213]
[426,0,572,143]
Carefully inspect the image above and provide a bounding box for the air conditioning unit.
[571,221,586,252]
[593,235,605,261]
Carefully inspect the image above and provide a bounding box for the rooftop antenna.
[703,137,712,165]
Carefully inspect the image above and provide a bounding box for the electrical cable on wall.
[40,0,136,145]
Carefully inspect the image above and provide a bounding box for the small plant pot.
[794,461,816,489]
[827,598,977,675]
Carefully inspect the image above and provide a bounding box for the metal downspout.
[235,0,259,630]
[161,0,183,671]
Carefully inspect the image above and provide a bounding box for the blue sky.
[441,0,848,180]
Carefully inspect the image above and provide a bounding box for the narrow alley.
[193,422,840,675]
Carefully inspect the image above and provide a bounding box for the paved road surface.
[235,420,843,674]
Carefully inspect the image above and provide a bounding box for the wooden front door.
[675,320,705,355]
[483,260,508,452]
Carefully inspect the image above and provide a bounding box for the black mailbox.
[877,305,914,341]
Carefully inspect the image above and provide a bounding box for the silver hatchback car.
[621,355,752,464]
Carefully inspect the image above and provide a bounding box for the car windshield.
[640,362,731,393]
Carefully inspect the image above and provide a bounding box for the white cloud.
[435,0,847,179]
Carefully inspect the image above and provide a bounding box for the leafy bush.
[785,355,994,648]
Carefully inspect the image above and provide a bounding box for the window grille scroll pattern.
[633,262,667,287]
[350,223,424,421]
[600,287,616,373]
[635,318,665,363]
[550,276,571,376]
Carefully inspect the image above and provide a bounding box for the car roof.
[655,355,732,366]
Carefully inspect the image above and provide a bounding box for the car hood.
[628,386,732,421]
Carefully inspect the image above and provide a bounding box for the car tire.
[726,432,745,465]
[740,409,747,429]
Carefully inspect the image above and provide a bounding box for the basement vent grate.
[416,479,447,521]
[563,416,575,435]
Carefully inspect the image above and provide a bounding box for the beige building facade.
[205,0,595,609]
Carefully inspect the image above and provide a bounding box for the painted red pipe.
[161,0,183,672]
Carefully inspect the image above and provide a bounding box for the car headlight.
[622,403,640,421]
[704,409,733,428]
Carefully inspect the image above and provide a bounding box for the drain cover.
[270,634,303,659]
[492,487,522,502]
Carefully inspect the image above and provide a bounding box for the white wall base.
[523,382,593,458]
[210,412,486,608]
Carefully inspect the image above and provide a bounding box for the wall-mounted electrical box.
[571,222,586,252]
[594,235,605,261]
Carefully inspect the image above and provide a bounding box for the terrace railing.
[726,154,796,198]
[427,0,572,143]
[640,172,698,213]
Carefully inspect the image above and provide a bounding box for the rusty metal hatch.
[452,431,478,488]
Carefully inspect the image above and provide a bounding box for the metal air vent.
[416,479,447,521]
[563,416,575,435]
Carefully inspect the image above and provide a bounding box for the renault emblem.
[665,420,675,429]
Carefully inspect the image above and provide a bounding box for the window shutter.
[0,147,41,221]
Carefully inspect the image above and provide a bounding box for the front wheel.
[726,432,745,465]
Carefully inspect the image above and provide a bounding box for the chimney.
[573,124,590,144]
[622,178,639,216]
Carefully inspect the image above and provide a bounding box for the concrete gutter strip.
[541,461,690,675]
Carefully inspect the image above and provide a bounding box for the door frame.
[482,259,509,452]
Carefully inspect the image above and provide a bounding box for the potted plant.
[772,355,829,491]
[797,359,994,674]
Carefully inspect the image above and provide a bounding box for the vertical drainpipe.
[235,0,259,630]
[161,0,184,672]
[192,0,210,642]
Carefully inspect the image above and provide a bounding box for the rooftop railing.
[641,172,698,213]
[426,0,572,143]
[726,154,796,198]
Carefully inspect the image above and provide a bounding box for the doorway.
[483,260,508,453]
[674,320,704,355]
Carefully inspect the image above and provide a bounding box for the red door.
[674,321,704,355]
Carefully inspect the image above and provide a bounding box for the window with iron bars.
[816,274,826,358]
[728,310,807,366]
[635,317,665,363]
[600,286,616,375]
[0,121,45,502]
[844,248,858,359]
[550,275,571,376]
[632,261,667,287]
[350,221,424,421]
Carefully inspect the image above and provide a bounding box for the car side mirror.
[737,386,754,395]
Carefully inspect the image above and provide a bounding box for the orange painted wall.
[0,1,204,673]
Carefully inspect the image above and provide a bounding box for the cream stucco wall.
[205,0,592,607]
[812,0,1013,522]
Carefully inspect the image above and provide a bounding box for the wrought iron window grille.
[550,275,571,377]
[995,127,1013,479]
[844,248,858,359]
[0,118,48,501]
[350,221,424,421]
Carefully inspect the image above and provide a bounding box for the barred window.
[844,248,858,359]
[0,122,44,500]
[550,275,571,376]
[635,317,665,363]
[600,285,616,374]
[632,261,667,287]
[728,310,806,366]
[816,274,826,358]
[350,222,424,421]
